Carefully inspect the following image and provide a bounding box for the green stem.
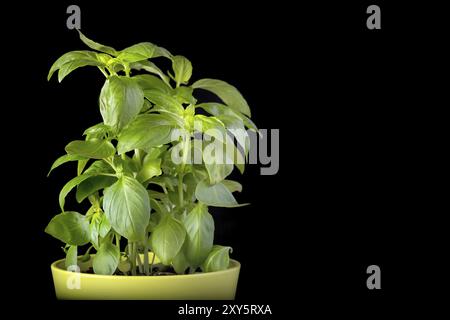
[115,234,120,248]
[98,66,109,78]
[178,174,184,207]
[129,242,136,276]
[150,252,156,275]
[134,149,142,165]
[180,133,190,173]
[136,250,144,274]
[143,242,150,276]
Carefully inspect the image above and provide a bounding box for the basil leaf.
[202,129,245,176]
[144,90,184,115]
[99,76,144,131]
[137,158,162,183]
[221,180,243,193]
[76,175,117,203]
[48,154,87,176]
[76,160,117,202]
[45,211,90,246]
[48,51,103,82]
[171,55,192,86]
[201,245,232,272]
[77,159,89,176]
[183,203,214,267]
[192,79,251,117]
[131,60,171,86]
[133,74,172,94]
[172,244,190,274]
[93,242,120,275]
[65,140,115,159]
[59,174,96,211]
[118,42,171,63]
[194,115,225,133]
[83,123,112,140]
[65,245,78,269]
[78,30,118,56]
[173,86,196,104]
[83,159,114,175]
[98,214,111,238]
[195,180,245,208]
[103,176,150,241]
[196,102,258,131]
[117,114,174,154]
[149,214,186,265]
[203,142,234,184]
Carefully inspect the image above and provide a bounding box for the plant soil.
[82,265,179,276]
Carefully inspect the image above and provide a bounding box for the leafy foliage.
[46,32,257,275]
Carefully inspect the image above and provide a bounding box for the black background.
[3,0,447,317]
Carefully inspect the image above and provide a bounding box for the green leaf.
[203,142,233,184]
[118,42,172,63]
[90,211,112,248]
[117,114,174,154]
[173,86,196,104]
[76,175,117,203]
[133,74,172,94]
[48,51,104,82]
[203,131,246,175]
[65,140,115,159]
[78,30,118,56]
[144,90,184,115]
[103,176,150,241]
[172,243,190,274]
[137,158,162,183]
[93,242,120,275]
[98,214,111,238]
[192,79,251,117]
[83,123,112,140]
[83,159,114,175]
[48,154,87,176]
[90,211,111,248]
[183,203,214,267]
[77,159,89,176]
[194,115,225,133]
[171,55,192,86]
[131,60,171,86]
[99,76,144,131]
[149,214,186,265]
[89,211,100,248]
[45,211,90,246]
[59,174,96,211]
[195,180,245,207]
[221,180,243,193]
[201,245,232,272]
[65,245,78,269]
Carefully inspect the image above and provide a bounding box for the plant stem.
[150,252,156,275]
[180,133,190,173]
[143,242,150,276]
[178,173,184,207]
[129,241,136,276]
[136,251,144,274]
[115,234,120,248]
[98,66,109,78]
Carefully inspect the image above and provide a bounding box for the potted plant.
[45,31,257,300]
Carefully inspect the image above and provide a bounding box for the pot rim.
[51,257,240,279]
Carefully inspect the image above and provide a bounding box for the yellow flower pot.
[51,253,240,300]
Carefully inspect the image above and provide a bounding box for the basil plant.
[45,32,257,276]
